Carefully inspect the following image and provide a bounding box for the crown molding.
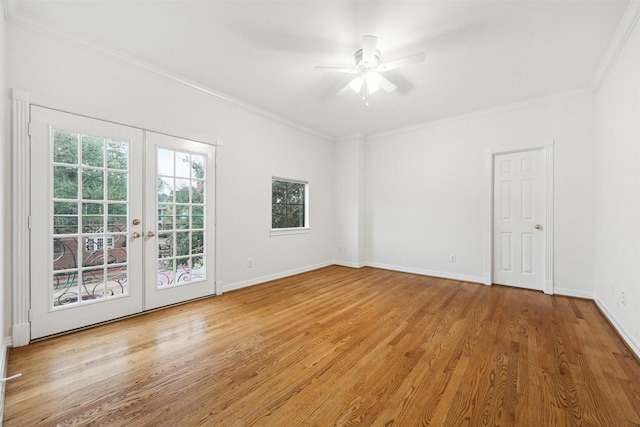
[3,0,18,22]
[335,133,364,143]
[366,87,593,141]
[26,93,222,146]
[591,0,640,90]
[4,9,335,143]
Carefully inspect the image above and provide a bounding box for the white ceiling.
[8,1,630,138]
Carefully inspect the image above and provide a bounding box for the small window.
[272,178,308,230]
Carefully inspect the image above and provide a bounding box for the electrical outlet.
[247,258,253,268]
[621,291,626,306]
[449,254,456,262]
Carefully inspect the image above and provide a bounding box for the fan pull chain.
[363,79,370,107]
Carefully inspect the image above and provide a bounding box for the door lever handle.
[534,224,543,231]
[131,231,141,239]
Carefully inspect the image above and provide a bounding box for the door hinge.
[27,122,32,137]
[28,308,32,322]
[27,216,32,230]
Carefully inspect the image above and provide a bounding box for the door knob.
[131,231,141,239]
[147,231,155,238]
[534,224,543,230]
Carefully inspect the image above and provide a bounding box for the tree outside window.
[272,178,307,229]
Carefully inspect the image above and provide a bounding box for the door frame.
[483,141,554,295]
[10,90,222,346]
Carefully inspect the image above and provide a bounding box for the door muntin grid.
[51,128,130,309]
[156,148,207,289]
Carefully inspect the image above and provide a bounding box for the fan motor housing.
[354,49,381,71]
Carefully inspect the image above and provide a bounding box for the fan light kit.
[315,35,425,106]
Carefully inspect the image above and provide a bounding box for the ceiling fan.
[314,35,425,106]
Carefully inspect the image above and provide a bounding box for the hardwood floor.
[4,266,640,426]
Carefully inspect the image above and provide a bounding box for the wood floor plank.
[4,266,640,426]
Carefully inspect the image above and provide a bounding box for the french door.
[30,107,216,339]
[144,132,216,310]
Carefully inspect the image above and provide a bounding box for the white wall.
[365,92,596,295]
[334,134,366,267]
[5,22,335,310]
[594,18,640,354]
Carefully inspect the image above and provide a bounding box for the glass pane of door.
[156,148,207,287]
[52,130,131,307]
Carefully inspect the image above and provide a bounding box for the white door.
[144,132,216,309]
[493,150,544,290]
[30,108,217,339]
[30,107,145,338]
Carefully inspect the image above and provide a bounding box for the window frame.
[270,177,310,236]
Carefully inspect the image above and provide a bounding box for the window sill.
[270,227,311,237]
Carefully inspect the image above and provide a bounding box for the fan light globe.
[349,76,364,92]
[366,72,382,94]
[349,72,382,95]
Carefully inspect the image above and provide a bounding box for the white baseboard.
[11,324,29,348]
[366,262,484,284]
[0,336,14,426]
[554,287,595,299]
[222,261,333,293]
[333,260,366,269]
[215,280,223,296]
[595,298,640,360]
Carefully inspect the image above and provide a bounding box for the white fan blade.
[337,82,354,96]
[338,76,363,95]
[314,66,359,74]
[362,35,378,64]
[377,52,425,72]
[378,75,397,93]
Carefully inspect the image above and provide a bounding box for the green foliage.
[52,135,207,273]
[155,151,206,270]
[53,130,129,236]
[272,180,305,228]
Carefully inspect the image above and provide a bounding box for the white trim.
[366,262,484,284]
[333,261,366,269]
[222,262,333,293]
[592,1,640,90]
[595,298,640,360]
[484,143,554,294]
[483,148,493,286]
[3,0,18,21]
[214,144,222,296]
[270,227,311,236]
[272,176,308,185]
[11,90,30,347]
[543,140,555,295]
[554,288,594,299]
[0,336,13,423]
[335,133,364,143]
[366,88,592,140]
[5,12,334,143]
